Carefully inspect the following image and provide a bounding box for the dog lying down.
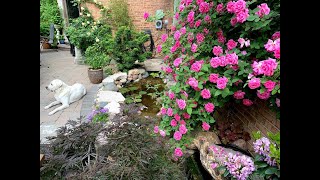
[45,79,86,115]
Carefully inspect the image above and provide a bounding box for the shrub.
[108,0,132,29]
[152,0,280,158]
[40,0,63,36]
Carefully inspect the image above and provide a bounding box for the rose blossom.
[243,99,253,106]
[179,4,185,12]
[205,102,215,113]
[191,60,204,72]
[236,8,249,23]
[169,92,175,99]
[256,3,270,18]
[143,12,149,20]
[216,3,224,13]
[188,77,199,88]
[226,1,235,13]
[248,78,261,89]
[201,89,211,99]
[196,33,205,44]
[209,73,219,83]
[174,114,181,121]
[233,90,245,99]
[226,53,238,65]
[163,55,169,61]
[230,17,237,26]
[191,43,198,53]
[210,57,221,68]
[219,56,228,67]
[180,26,186,34]
[195,20,202,28]
[212,46,223,56]
[173,57,183,67]
[264,39,276,52]
[170,46,177,53]
[180,120,186,125]
[257,90,271,100]
[196,0,204,5]
[176,99,187,110]
[154,126,159,133]
[171,119,178,127]
[161,34,168,42]
[199,2,210,13]
[160,130,166,137]
[179,125,188,134]
[174,147,183,157]
[272,32,280,40]
[217,77,228,89]
[167,108,173,116]
[183,113,190,119]
[174,30,181,41]
[264,80,276,91]
[186,0,193,6]
[227,39,238,50]
[187,11,195,23]
[276,98,280,107]
[157,45,162,53]
[174,131,182,140]
[164,66,173,73]
[202,122,210,131]
[161,107,166,115]
[204,15,211,23]
[234,0,246,13]
[261,58,278,76]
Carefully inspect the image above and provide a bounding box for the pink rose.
[180,120,186,125]
[199,2,210,13]
[160,130,166,137]
[219,56,228,67]
[248,73,254,79]
[186,0,193,6]
[274,48,280,59]
[230,17,237,26]
[204,28,209,34]
[202,122,210,131]
[174,114,181,121]
[173,57,183,67]
[180,26,186,34]
[233,90,245,99]
[234,0,246,14]
[170,46,177,53]
[182,91,189,98]
[251,61,264,75]
[209,73,219,83]
[174,30,181,41]
[264,39,276,52]
[171,25,176,31]
[173,131,182,140]
[164,66,173,73]
[176,99,187,110]
[204,15,211,23]
[204,102,215,113]
[161,107,166,115]
[157,45,162,53]
[163,55,169,61]
[231,65,239,71]
[174,147,183,157]
[195,20,202,28]
[169,92,175,99]
[196,33,205,44]
[154,126,159,133]
[179,125,188,134]
[241,51,247,55]
[226,39,238,50]
[216,76,228,89]
[276,98,280,107]
[188,77,199,88]
[161,34,168,43]
[243,99,253,106]
[191,43,198,53]
[256,3,270,18]
[226,1,235,13]
[167,108,173,116]
[143,12,149,20]
[210,57,221,68]
[264,80,276,91]
[236,8,249,23]
[257,90,271,100]
[211,163,218,169]
[171,119,178,127]
[187,11,195,23]
[272,32,280,40]
[218,36,226,43]
[183,113,191,119]
[187,32,194,43]
[201,89,211,99]
[212,46,223,56]
[179,4,185,12]
[196,0,204,5]
[261,58,278,76]
[216,3,224,13]
[226,53,238,65]
[248,78,261,89]
[191,60,204,72]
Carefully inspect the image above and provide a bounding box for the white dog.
[45,79,86,115]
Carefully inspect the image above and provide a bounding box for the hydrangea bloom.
[253,137,276,166]
[224,153,255,180]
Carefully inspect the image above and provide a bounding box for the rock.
[134,79,140,83]
[120,79,127,83]
[142,71,149,78]
[132,74,139,80]
[97,91,125,103]
[144,58,164,71]
[127,77,132,81]
[138,74,142,80]
[98,83,103,88]
[98,102,108,108]
[138,68,146,74]
[109,72,127,81]
[104,101,121,114]
[102,77,114,84]
[102,82,118,91]
[128,69,139,77]
[231,139,248,151]
[115,81,121,85]
[117,85,122,89]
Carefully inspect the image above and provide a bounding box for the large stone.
[109,72,127,81]
[40,123,58,144]
[231,139,248,151]
[128,69,140,77]
[138,68,146,74]
[104,101,121,114]
[102,82,118,91]
[102,77,114,84]
[97,91,125,103]
[142,71,149,79]
[144,58,164,71]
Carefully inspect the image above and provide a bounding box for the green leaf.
[139,91,147,95]
[215,90,222,97]
[198,72,205,76]
[259,88,265,94]
[187,107,192,115]
[224,69,234,76]
[202,64,209,72]
[222,88,230,98]
[252,131,261,140]
[247,15,256,21]
[223,170,230,177]
[255,161,268,168]
[265,167,278,175]
[135,99,142,102]
[198,83,203,89]
[238,71,244,76]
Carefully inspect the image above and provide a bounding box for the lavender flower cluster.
[87,107,108,122]
[253,137,276,166]
[224,153,255,180]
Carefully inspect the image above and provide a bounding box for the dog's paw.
[48,111,55,116]
[44,105,50,109]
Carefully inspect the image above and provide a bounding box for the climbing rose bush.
[150,0,280,158]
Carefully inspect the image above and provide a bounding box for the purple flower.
[253,137,277,166]
[223,153,255,180]
[100,107,108,113]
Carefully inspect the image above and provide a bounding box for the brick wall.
[214,99,280,154]
[84,0,174,51]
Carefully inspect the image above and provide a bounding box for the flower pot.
[88,68,104,84]
[74,46,85,65]
[42,42,51,49]
[59,40,65,44]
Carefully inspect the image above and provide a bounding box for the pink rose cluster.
[199,2,210,14]
[226,0,249,24]
[251,58,278,76]
[226,39,238,50]
[173,57,183,67]
[196,33,205,44]
[188,77,199,89]
[256,3,270,18]
[264,38,280,59]
[216,29,226,43]
[191,60,204,72]
[212,46,223,56]
[153,126,166,137]
[210,53,238,67]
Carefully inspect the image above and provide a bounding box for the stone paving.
[40,49,95,143]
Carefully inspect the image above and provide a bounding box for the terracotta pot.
[42,42,51,49]
[88,68,103,84]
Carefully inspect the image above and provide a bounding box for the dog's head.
[46,79,65,92]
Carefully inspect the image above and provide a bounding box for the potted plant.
[58,35,65,44]
[85,44,110,84]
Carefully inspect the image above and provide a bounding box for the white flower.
[93,0,97,3]
[87,32,91,36]
[80,7,85,10]
[81,23,85,26]
[79,12,83,16]
[87,21,90,24]
[96,38,100,42]
[87,13,91,17]
[99,2,102,5]
[93,22,96,25]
